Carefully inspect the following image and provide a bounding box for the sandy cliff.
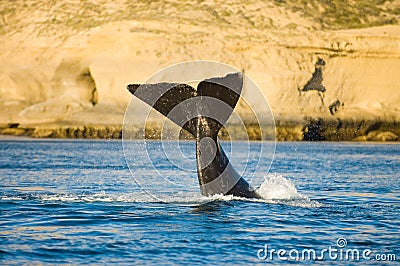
[1,0,399,140]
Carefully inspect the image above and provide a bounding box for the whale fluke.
[127,72,261,199]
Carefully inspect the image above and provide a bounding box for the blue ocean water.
[0,139,399,265]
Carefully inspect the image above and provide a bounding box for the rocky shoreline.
[276,119,400,142]
[1,119,398,142]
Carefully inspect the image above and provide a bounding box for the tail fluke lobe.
[196,72,243,137]
[127,83,197,116]
[127,82,198,136]
[198,72,242,107]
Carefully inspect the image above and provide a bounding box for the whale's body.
[127,72,261,199]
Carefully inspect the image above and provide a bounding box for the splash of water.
[257,173,307,200]
[256,173,321,207]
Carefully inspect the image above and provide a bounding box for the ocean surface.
[1,139,399,265]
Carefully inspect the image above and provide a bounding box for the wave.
[1,175,321,208]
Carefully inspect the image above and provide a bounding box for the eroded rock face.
[0,69,48,104]
[49,58,98,106]
[18,98,93,123]
[0,1,399,141]
[9,58,99,123]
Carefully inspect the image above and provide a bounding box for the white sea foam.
[257,173,307,200]
[1,174,321,207]
[256,173,322,207]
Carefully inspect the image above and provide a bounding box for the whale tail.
[127,72,260,198]
[127,72,242,137]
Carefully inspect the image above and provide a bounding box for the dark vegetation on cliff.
[1,0,399,38]
[274,0,400,29]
